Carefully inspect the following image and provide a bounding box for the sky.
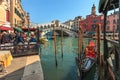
[22,0,100,24]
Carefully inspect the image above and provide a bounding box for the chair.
[0,61,7,74]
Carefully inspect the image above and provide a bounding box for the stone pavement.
[0,55,44,80]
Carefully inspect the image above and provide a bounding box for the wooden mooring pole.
[61,26,64,58]
[53,24,58,67]
[118,0,120,78]
[78,27,83,80]
[37,27,42,58]
[103,10,109,80]
[78,27,81,79]
[96,24,101,80]
[78,28,80,59]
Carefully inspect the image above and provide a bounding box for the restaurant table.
[0,50,13,67]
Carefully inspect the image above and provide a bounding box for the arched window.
[113,19,116,24]
[48,25,50,28]
[44,25,47,29]
[91,24,96,31]
[6,10,10,21]
[40,26,43,29]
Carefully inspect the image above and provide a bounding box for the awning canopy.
[99,0,119,13]
[22,27,37,32]
[0,26,13,30]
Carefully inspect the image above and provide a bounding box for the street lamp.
[27,12,30,38]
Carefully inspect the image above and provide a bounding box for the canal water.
[40,37,98,80]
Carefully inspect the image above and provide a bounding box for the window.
[14,7,24,20]
[100,20,103,22]
[106,20,110,25]
[83,24,86,27]
[116,25,119,32]
[106,26,110,30]
[91,24,96,31]
[6,10,10,22]
[113,20,116,24]
[14,18,16,25]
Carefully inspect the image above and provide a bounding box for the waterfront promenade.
[0,55,44,80]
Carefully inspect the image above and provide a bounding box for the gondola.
[81,56,97,77]
[76,40,97,79]
[76,56,97,78]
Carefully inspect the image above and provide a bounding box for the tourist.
[1,31,10,43]
[29,34,37,42]
[9,31,15,42]
[13,31,25,45]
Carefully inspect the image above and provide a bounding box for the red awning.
[0,26,13,30]
[22,27,36,31]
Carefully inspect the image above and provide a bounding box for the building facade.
[79,4,104,32]
[0,0,29,28]
[0,0,10,26]
[63,16,83,31]
[10,0,29,28]
[73,16,82,31]
[63,20,73,27]
[106,12,119,32]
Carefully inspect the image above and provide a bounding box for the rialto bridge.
[33,22,78,37]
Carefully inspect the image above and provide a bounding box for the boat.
[39,37,48,44]
[76,56,97,79]
[81,57,97,75]
[76,40,97,79]
[39,31,48,44]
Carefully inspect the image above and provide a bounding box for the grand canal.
[39,37,100,80]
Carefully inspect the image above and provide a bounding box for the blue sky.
[22,0,100,24]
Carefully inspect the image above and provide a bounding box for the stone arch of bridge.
[36,23,78,36]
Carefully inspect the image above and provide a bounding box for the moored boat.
[39,38,48,44]
[76,40,97,79]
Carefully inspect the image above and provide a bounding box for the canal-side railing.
[105,39,120,80]
[0,42,38,57]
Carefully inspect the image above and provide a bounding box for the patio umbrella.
[14,27,23,32]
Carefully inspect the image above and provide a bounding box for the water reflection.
[40,37,78,80]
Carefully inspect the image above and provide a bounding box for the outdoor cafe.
[0,25,13,73]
